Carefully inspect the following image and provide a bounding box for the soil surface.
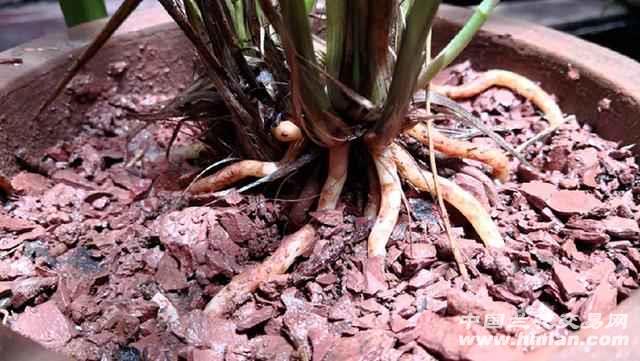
[2,61,639,361]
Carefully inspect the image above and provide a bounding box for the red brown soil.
[2,61,639,361]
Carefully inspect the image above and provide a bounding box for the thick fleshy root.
[455,163,498,206]
[432,69,567,152]
[365,145,402,293]
[288,173,323,229]
[318,143,350,210]
[188,160,279,194]
[433,69,564,128]
[272,120,303,143]
[199,115,509,312]
[368,146,402,257]
[204,224,316,317]
[406,123,509,182]
[204,144,350,316]
[391,143,505,249]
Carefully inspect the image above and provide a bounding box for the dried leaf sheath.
[159,0,277,160]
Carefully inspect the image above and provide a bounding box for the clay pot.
[0,5,639,360]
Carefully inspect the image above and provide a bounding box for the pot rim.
[0,6,171,97]
[439,5,640,102]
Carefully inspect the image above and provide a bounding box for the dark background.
[449,0,640,60]
[1,0,639,61]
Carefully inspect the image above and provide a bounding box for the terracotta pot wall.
[0,23,193,175]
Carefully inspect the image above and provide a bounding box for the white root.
[406,123,510,182]
[272,120,303,143]
[433,69,566,152]
[391,143,505,249]
[189,131,305,195]
[363,145,402,294]
[204,143,349,316]
[317,143,349,210]
[368,146,402,258]
[433,69,564,128]
[202,116,507,312]
[204,224,316,316]
[188,160,279,194]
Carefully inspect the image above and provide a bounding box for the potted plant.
[0,1,639,360]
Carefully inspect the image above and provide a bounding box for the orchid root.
[318,143,349,210]
[391,143,505,249]
[202,117,507,313]
[189,120,305,195]
[406,123,509,182]
[204,224,316,317]
[272,120,303,143]
[364,161,381,219]
[204,142,349,316]
[432,69,565,151]
[188,160,279,194]
[365,144,402,294]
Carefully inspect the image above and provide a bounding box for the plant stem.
[227,0,250,46]
[304,0,317,14]
[425,28,432,114]
[58,0,108,27]
[185,0,205,35]
[375,0,441,147]
[325,0,348,110]
[416,0,499,89]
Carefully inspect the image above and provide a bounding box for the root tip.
[364,256,387,295]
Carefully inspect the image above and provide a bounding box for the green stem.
[229,0,250,46]
[375,0,440,146]
[304,0,317,14]
[221,0,259,48]
[416,0,499,89]
[58,0,108,27]
[185,0,205,35]
[325,0,348,110]
[425,28,432,114]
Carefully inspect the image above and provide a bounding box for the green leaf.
[226,0,250,45]
[58,0,107,27]
[185,0,206,38]
[417,0,499,89]
[325,0,348,111]
[304,0,317,14]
